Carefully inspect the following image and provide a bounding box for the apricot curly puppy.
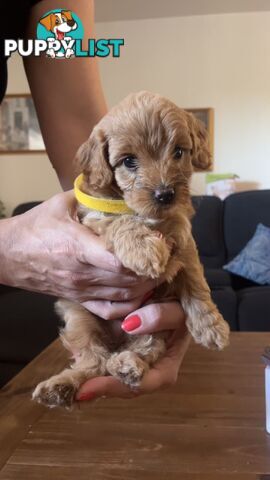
[33,91,229,408]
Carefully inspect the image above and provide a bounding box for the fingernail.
[142,290,154,304]
[76,391,96,402]
[122,314,142,332]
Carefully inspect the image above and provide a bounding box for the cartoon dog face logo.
[39,10,78,58]
[40,10,77,40]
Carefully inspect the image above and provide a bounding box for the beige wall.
[0,55,61,216]
[0,11,269,215]
[96,11,270,195]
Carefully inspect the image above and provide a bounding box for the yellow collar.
[74,174,133,215]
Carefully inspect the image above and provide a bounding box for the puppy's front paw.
[106,351,149,388]
[187,311,230,350]
[122,233,170,278]
[32,377,76,409]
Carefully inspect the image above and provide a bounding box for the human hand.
[0,191,157,306]
[76,302,190,401]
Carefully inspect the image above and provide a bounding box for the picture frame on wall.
[0,94,45,153]
[186,107,214,162]
[0,96,214,159]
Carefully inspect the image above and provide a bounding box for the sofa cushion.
[204,268,231,288]
[211,287,237,331]
[224,190,270,261]
[229,273,259,291]
[0,289,58,364]
[237,286,270,331]
[192,196,226,268]
[12,201,41,216]
[224,223,270,285]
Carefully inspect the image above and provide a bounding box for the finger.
[83,296,149,320]
[84,267,141,287]
[76,225,123,273]
[139,330,191,394]
[121,301,186,335]
[63,190,78,218]
[50,190,76,214]
[70,269,157,290]
[61,285,146,303]
[76,376,136,401]
[52,191,122,273]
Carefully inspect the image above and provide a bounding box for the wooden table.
[0,333,270,479]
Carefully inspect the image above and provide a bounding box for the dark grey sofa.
[192,190,270,331]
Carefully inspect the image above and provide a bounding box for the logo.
[37,9,83,58]
[4,9,124,59]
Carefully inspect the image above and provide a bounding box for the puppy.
[33,92,230,408]
[39,10,77,58]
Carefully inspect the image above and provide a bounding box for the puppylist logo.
[4,9,124,59]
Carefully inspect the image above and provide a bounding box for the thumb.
[121,301,185,335]
[61,190,123,273]
[75,223,122,273]
[76,376,134,401]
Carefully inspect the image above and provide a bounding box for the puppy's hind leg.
[32,300,110,408]
[32,367,91,409]
[106,333,166,389]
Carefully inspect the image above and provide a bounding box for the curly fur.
[33,91,230,408]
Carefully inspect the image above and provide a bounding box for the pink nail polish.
[76,391,96,402]
[122,314,142,332]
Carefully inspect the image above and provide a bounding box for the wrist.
[0,216,17,286]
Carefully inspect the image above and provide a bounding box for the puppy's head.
[40,10,77,38]
[77,91,212,219]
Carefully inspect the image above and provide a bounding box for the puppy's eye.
[55,19,60,24]
[122,156,138,170]
[174,146,183,159]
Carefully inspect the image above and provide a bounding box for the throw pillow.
[224,223,270,285]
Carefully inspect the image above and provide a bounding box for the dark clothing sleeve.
[0,1,42,102]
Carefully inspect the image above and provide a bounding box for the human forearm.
[23,0,107,189]
[0,217,15,286]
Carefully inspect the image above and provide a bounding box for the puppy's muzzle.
[154,187,175,205]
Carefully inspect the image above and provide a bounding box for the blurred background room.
[0,0,270,385]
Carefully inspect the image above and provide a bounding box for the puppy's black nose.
[154,187,175,205]
[67,19,75,26]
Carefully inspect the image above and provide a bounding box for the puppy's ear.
[185,112,212,171]
[76,128,113,191]
[39,14,52,31]
[61,10,73,20]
